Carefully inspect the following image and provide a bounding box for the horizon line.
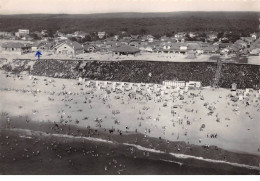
[1,10,260,15]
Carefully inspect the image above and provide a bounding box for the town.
[0,28,260,63]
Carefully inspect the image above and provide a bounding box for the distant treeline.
[0,12,259,36]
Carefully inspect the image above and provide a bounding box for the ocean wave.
[12,128,113,144]
[160,159,184,166]
[124,143,260,171]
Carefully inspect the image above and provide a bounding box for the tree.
[153,33,161,39]
[130,30,139,35]
[108,32,114,37]
[47,30,55,38]
[165,32,173,37]
[217,32,224,39]
[69,37,77,42]
[199,32,207,38]
[213,38,219,42]
[139,28,147,35]
[82,34,92,42]
[120,27,128,32]
[30,33,41,40]
[226,32,240,43]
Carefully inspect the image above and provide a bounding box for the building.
[83,44,96,53]
[202,45,218,54]
[1,42,31,55]
[186,81,201,88]
[219,43,233,49]
[174,32,186,38]
[189,32,197,38]
[187,43,202,54]
[249,49,260,56]
[0,32,14,39]
[113,45,140,56]
[41,30,48,36]
[141,35,154,42]
[31,41,47,52]
[179,43,188,54]
[207,33,218,41]
[139,44,154,52]
[163,80,186,88]
[235,40,247,48]
[231,83,237,91]
[21,34,33,41]
[18,29,29,34]
[130,35,140,41]
[147,35,154,42]
[98,32,106,39]
[53,40,84,56]
[15,29,30,38]
[251,33,257,40]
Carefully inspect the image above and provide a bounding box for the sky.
[0,0,259,14]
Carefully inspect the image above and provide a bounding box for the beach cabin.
[163,80,186,88]
[231,83,237,91]
[231,91,236,97]
[184,86,189,93]
[239,95,243,101]
[186,81,201,88]
[113,45,140,56]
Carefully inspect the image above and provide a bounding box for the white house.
[53,40,84,56]
[147,35,154,42]
[180,45,188,53]
[15,29,30,38]
[98,32,106,39]
[251,33,257,40]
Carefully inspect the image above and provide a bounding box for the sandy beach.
[0,59,260,174]
[0,69,260,160]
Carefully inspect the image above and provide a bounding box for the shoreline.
[0,125,259,174]
[1,115,260,170]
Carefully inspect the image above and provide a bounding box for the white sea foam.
[160,159,184,166]
[12,128,113,143]
[124,143,260,171]
[19,135,32,139]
